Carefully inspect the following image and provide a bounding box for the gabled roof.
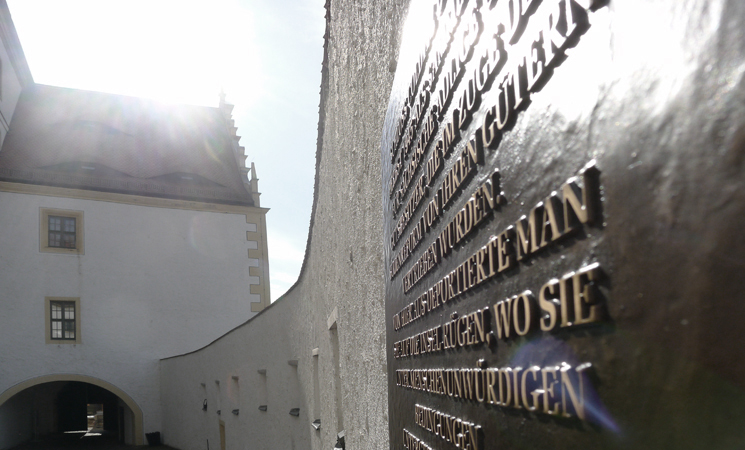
[0,84,254,206]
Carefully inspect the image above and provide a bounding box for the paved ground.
[11,430,177,450]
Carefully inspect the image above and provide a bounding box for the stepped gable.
[0,84,254,206]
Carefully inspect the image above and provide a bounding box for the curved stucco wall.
[160,297,308,449]
[160,0,409,449]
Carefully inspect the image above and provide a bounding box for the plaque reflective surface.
[382,0,745,449]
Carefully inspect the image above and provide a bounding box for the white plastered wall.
[160,297,308,450]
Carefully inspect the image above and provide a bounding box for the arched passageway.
[0,375,143,448]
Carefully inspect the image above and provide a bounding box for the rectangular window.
[50,301,76,340]
[48,216,77,248]
[40,208,84,254]
[45,297,81,344]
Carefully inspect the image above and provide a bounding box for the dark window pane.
[61,234,75,248]
[63,321,75,339]
[49,217,61,231]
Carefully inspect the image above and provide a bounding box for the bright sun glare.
[9,0,262,107]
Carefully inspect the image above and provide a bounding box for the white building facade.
[0,192,270,446]
[0,2,271,446]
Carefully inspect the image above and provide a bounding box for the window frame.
[40,208,84,254]
[45,297,81,344]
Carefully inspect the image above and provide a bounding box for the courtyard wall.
[159,0,409,449]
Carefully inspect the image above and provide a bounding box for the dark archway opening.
[0,381,137,448]
[56,382,120,434]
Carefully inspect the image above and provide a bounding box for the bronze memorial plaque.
[382,0,745,449]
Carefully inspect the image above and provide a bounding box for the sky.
[7,0,326,300]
